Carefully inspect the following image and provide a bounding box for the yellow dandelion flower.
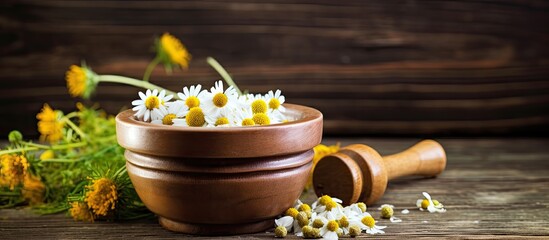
[36,104,64,143]
[65,64,98,99]
[0,154,29,190]
[158,33,192,69]
[22,174,45,205]
[70,201,95,222]
[85,178,118,216]
[305,143,340,189]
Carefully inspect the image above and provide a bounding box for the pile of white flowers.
[275,193,446,239]
[274,195,386,239]
[131,81,288,127]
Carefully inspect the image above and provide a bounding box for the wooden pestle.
[312,140,446,205]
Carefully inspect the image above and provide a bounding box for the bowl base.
[159,217,274,235]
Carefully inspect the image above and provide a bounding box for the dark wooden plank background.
[1,138,549,238]
[1,0,549,137]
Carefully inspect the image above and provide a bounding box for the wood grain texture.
[1,138,549,238]
[1,0,549,137]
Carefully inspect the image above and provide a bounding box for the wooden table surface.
[1,138,548,239]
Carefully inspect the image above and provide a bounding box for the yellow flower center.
[361,216,375,228]
[241,118,255,126]
[252,113,270,125]
[357,202,367,213]
[160,33,192,68]
[296,212,309,227]
[285,207,299,218]
[251,99,267,114]
[66,65,87,98]
[349,225,361,237]
[298,203,311,212]
[185,96,200,108]
[70,201,94,222]
[319,195,332,205]
[0,154,29,190]
[302,226,313,237]
[274,225,287,238]
[186,107,205,127]
[325,200,337,211]
[213,93,228,108]
[162,113,177,125]
[327,220,339,232]
[381,205,394,218]
[215,117,230,126]
[421,199,430,209]
[145,96,160,110]
[338,216,349,228]
[312,218,324,228]
[269,98,281,110]
[85,178,117,217]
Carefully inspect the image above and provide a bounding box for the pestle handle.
[382,140,447,180]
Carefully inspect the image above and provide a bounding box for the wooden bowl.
[115,104,323,235]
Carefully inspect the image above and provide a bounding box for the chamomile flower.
[265,89,286,121]
[202,81,238,116]
[248,94,269,114]
[132,89,172,122]
[172,107,206,127]
[294,199,312,218]
[274,207,299,232]
[234,107,255,127]
[352,213,386,235]
[312,195,343,213]
[379,204,402,223]
[205,110,234,127]
[177,84,207,109]
[319,212,339,240]
[151,101,188,125]
[417,192,446,213]
[266,89,286,112]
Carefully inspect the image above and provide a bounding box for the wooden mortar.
[313,140,446,205]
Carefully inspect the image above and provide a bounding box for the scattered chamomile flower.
[132,89,172,122]
[417,192,446,213]
[352,213,387,235]
[319,213,340,240]
[177,84,207,109]
[202,81,238,116]
[380,204,402,223]
[348,225,361,237]
[311,195,343,211]
[151,101,188,125]
[275,207,299,232]
[274,225,287,238]
[295,200,313,218]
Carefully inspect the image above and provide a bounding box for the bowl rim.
[116,103,321,132]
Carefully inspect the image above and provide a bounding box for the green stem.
[0,191,21,196]
[143,56,162,82]
[0,147,39,155]
[206,57,243,96]
[41,158,86,163]
[98,75,178,98]
[61,118,87,140]
[64,112,78,119]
